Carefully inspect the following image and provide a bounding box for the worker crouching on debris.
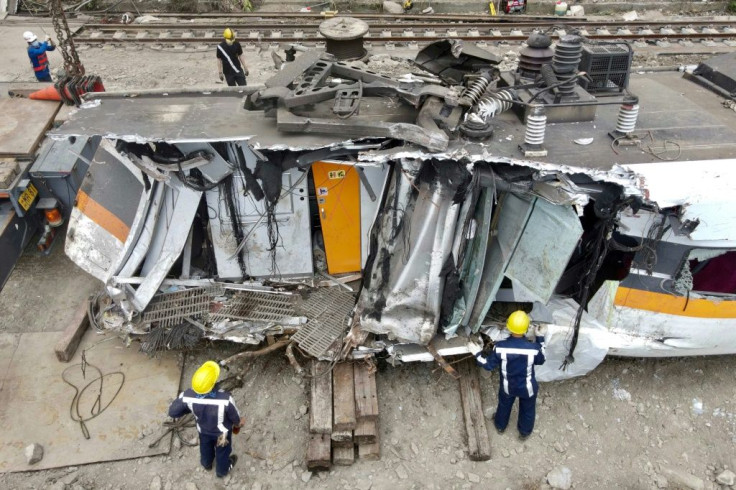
[468,311,547,440]
[24,31,56,82]
[217,28,249,86]
[169,361,244,478]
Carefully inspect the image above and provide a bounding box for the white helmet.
[23,31,37,43]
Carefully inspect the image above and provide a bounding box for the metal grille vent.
[209,291,297,324]
[142,286,223,328]
[292,288,356,357]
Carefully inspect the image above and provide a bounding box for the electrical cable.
[61,351,125,440]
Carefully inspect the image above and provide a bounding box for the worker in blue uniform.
[169,361,244,478]
[468,310,547,440]
[23,31,56,82]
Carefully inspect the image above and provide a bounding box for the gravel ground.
[1,8,735,490]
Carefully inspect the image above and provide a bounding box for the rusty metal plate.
[0,98,60,158]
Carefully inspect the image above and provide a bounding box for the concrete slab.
[0,98,60,158]
[0,329,181,472]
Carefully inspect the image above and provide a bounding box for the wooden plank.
[354,418,377,445]
[310,360,333,434]
[332,362,356,431]
[457,359,491,461]
[358,423,380,461]
[306,433,331,471]
[54,299,90,362]
[331,429,352,443]
[354,361,379,421]
[332,444,356,466]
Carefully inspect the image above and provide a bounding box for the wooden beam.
[333,444,356,466]
[333,362,356,431]
[457,358,491,461]
[354,361,379,422]
[358,423,380,461]
[354,418,377,445]
[54,299,90,362]
[309,360,333,434]
[306,433,331,471]
[331,429,352,444]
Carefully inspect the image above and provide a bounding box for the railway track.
[71,15,736,46]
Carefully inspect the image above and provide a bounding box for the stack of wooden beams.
[307,360,380,471]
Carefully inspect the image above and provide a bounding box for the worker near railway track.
[168,361,244,478]
[217,28,249,86]
[24,31,56,82]
[468,310,547,440]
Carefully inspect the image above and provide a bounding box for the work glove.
[219,72,224,82]
[216,433,229,447]
[535,324,548,337]
[466,340,482,356]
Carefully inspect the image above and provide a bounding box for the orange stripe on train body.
[614,286,736,318]
[76,190,130,243]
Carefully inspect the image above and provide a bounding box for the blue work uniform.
[169,388,241,477]
[27,41,56,82]
[475,334,546,436]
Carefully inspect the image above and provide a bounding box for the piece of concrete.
[659,467,704,490]
[25,443,44,465]
[716,470,735,486]
[547,466,572,490]
[383,1,404,14]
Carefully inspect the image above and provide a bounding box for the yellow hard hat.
[507,310,530,335]
[223,28,235,40]
[192,361,220,394]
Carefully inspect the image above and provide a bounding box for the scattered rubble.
[24,443,43,465]
[717,470,736,486]
[659,466,705,490]
[547,466,573,490]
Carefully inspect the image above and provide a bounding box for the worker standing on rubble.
[24,31,56,82]
[468,310,546,440]
[216,28,249,86]
[168,361,244,478]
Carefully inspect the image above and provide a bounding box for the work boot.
[216,455,237,478]
[491,414,505,435]
[518,432,531,441]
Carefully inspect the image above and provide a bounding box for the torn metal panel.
[358,159,469,344]
[205,144,313,279]
[505,197,583,304]
[622,159,736,241]
[415,40,500,84]
[115,181,165,279]
[173,142,234,184]
[465,192,534,332]
[358,163,390,268]
[129,175,202,312]
[276,107,449,152]
[64,141,146,282]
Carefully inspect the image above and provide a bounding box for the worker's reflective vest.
[475,335,546,398]
[27,41,56,80]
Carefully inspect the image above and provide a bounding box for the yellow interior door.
[311,161,361,274]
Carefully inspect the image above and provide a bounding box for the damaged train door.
[311,161,390,275]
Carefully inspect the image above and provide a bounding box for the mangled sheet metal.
[357,159,471,344]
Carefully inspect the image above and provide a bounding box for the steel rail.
[79,20,736,30]
[72,32,736,43]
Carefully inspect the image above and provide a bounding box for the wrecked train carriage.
[50,42,736,377]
